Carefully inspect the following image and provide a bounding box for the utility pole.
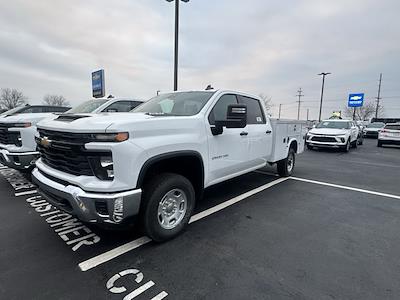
[306,109,309,121]
[318,72,331,122]
[278,104,282,119]
[296,88,304,120]
[375,73,382,119]
[166,0,190,91]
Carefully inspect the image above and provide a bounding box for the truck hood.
[0,113,58,125]
[309,128,349,135]
[37,112,154,133]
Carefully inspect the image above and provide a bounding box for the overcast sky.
[0,0,399,119]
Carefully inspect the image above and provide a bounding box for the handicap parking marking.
[78,177,290,272]
[290,177,400,200]
[15,189,37,196]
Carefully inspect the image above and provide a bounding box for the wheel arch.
[137,151,205,199]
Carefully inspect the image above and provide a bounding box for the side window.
[103,101,135,112]
[238,96,265,124]
[208,94,238,125]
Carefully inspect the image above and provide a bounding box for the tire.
[352,139,358,148]
[141,173,195,242]
[307,144,313,150]
[377,140,383,147]
[342,139,350,152]
[277,148,295,177]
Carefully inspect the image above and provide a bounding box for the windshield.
[66,99,108,114]
[316,121,351,129]
[367,122,385,128]
[133,91,215,116]
[0,106,26,116]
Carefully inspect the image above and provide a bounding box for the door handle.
[240,131,248,136]
[266,130,272,134]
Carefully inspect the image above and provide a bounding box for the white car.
[377,123,400,147]
[32,90,306,241]
[363,122,385,138]
[0,98,142,171]
[306,119,359,152]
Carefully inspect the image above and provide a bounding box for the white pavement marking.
[151,291,168,300]
[290,177,400,200]
[124,281,155,300]
[79,236,152,271]
[78,177,289,272]
[189,177,289,223]
[15,189,37,197]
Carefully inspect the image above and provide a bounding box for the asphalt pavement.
[0,138,399,299]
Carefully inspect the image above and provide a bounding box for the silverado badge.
[40,137,52,148]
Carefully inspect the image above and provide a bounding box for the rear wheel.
[141,173,195,242]
[277,148,295,177]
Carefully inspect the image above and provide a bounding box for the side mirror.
[211,104,247,135]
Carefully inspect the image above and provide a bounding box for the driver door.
[206,94,250,184]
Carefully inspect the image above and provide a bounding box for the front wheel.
[277,148,295,177]
[141,173,195,242]
[342,139,350,152]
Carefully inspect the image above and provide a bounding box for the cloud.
[0,0,399,118]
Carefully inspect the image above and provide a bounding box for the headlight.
[88,154,114,180]
[90,132,129,142]
[10,122,31,128]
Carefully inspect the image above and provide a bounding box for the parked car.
[0,98,142,171]
[306,119,360,152]
[377,123,400,147]
[32,90,305,242]
[0,105,71,170]
[363,122,385,138]
[356,124,364,145]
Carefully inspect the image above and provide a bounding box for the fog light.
[340,138,345,143]
[113,197,124,223]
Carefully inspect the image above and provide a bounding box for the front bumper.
[364,131,379,138]
[31,168,142,224]
[0,149,39,170]
[306,136,347,148]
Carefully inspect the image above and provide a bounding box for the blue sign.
[348,93,364,107]
[92,69,105,98]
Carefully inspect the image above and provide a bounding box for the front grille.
[311,136,337,143]
[0,123,20,145]
[37,129,109,176]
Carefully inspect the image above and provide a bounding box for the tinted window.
[316,121,351,129]
[67,99,109,114]
[238,95,265,124]
[208,94,238,125]
[135,92,215,116]
[385,124,400,130]
[19,106,45,113]
[103,101,141,112]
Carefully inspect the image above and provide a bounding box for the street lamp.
[166,0,190,91]
[317,72,331,122]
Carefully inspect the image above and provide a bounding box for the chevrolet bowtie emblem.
[40,137,52,148]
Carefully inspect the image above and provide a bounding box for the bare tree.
[43,94,69,106]
[259,93,273,111]
[0,88,27,110]
[344,101,383,121]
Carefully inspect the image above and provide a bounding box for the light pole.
[318,72,331,122]
[166,0,190,91]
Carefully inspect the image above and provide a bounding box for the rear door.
[237,95,271,166]
[206,94,250,184]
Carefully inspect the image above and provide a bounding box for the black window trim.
[237,95,267,125]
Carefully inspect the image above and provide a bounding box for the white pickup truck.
[0,98,142,171]
[32,90,306,241]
